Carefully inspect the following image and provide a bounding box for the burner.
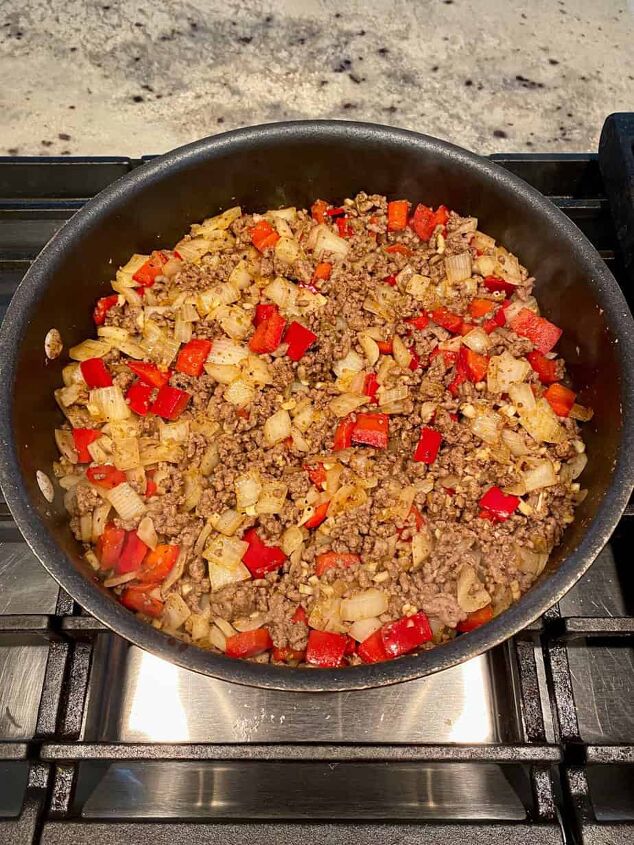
[0,116,633,843]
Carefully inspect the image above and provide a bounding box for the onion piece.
[264,276,298,310]
[392,335,413,368]
[163,593,191,632]
[69,338,112,361]
[275,236,300,264]
[518,399,566,444]
[210,509,245,536]
[359,333,380,366]
[197,283,239,315]
[444,252,472,283]
[341,589,388,622]
[206,337,248,366]
[329,393,368,417]
[487,351,530,393]
[456,564,491,613]
[242,354,273,386]
[281,525,304,556]
[310,224,349,261]
[256,481,288,515]
[224,377,256,408]
[333,350,365,378]
[570,403,594,422]
[89,386,130,421]
[412,529,433,568]
[522,459,558,492]
[106,482,146,521]
[137,515,158,549]
[112,435,141,471]
[55,429,78,463]
[263,409,292,446]
[509,382,536,413]
[203,535,251,591]
[215,305,252,340]
[159,420,189,445]
[235,471,263,510]
[190,206,241,236]
[462,327,491,355]
[470,406,503,445]
[501,428,530,457]
[349,617,382,643]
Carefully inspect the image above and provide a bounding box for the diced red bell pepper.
[287,606,308,630]
[272,645,306,663]
[145,478,158,498]
[527,350,559,384]
[405,313,430,331]
[457,604,493,633]
[305,500,330,529]
[336,216,353,238]
[483,275,517,295]
[80,358,113,388]
[383,274,398,287]
[285,321,317,361]
[479,486,520,521]
[333,416,355,451]
[306,629,348,668]
[469,298,496,319]
[376,339,393,355]
[326,206,346,217]
[430,347,458,367]
[175,338,212,377]
[483,304,507,334]
[250,220,280,252]
[306,462,327,488]
[311,199,329,224]
[93,294,119,326]
[117,531,148,574]
[384,243,412,256]
[249,306,287,354]
[509,308,562,354]
[312,262,332,283]
[254,303,277,326]
[127,360,171,389]
[408,347,420,371]
[447,372,466,396]
[544,382,576,417]
[120,586,164,619]
[86,464,126,490]
[409,505,426,530]
[291,605,308,625]
[410,204,448,240]
[133,251,168,287]
[413,426,442,464]
[431,307,464,335]
[226,628,273,658]
[364,372,379,403]
[381,611,433,657]
[459,321,475,336]
[457,346,489,383]
[351,413,389,449]
[315,551,360,577]
[387,200,410,231]
[138,544,180,584]
[150,385,191,420]
[125,380,153,416]
[72,428,101,462]
[242,529,286,578]
[96,523,126,570]
[358,629,389,664]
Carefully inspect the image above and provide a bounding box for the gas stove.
[0,115,633,845]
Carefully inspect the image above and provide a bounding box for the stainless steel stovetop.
[1,118,633,844]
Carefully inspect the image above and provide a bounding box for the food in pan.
[50,193,591,667]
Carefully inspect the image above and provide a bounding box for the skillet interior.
[0,121,632,692]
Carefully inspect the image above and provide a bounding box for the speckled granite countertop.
[1,0,632,157]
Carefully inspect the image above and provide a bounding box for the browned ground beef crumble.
[51,193,590,667]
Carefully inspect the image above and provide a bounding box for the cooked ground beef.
[51,195,590,669]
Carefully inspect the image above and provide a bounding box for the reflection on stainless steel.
[0,761,29,817]
[87,643,498,744]
[567,643,634,743]
[81,761,525,820]
[559,545,625,617]
[0,645,49,739]
[0,542,58,614]
[587,765,634,821]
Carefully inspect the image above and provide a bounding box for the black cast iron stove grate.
[0,115,632,845]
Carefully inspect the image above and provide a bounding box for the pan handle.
[599,113,634,286]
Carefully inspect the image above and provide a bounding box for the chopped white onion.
[69,338,111,361]
[264,276,298,310]
[444,251,472,283]
[487,351,530,393]
[329,393,368,417]
[106,482,146,521]
[341,589,388,622]
[235,471,263,510]
[211,509,245,536]
[349,617,382,643]
[89,386,130,421]
[224,377,256,408]
[163,593,191,632]
[310,224,349,261]
[256,481,288,515]
[206,337,248,366]
[456,564,491,613]
[522,459,558,492]
[137,515,158,549]
[263,409,292,446]
[462,327,491,355]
